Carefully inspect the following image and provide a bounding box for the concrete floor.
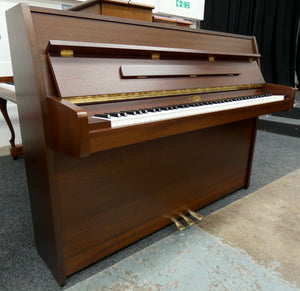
[200,168,300,289]
[66,169,300,291]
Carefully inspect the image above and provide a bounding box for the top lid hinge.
[61,50,74,57]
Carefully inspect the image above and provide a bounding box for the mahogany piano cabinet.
[6,4,295,285]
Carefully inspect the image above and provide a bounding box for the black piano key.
[108,112,127,117]
[151,107,162,112]
[123,110,138,115]
[95,113,111,119]
[147,108,157,112]
[179,104,188,108]
[96,94,269,122]
[124,110,143,115]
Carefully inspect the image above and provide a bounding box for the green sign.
[176,0,190,9]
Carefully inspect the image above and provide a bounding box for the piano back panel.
[55,118,256,275]
[28,6,260,99]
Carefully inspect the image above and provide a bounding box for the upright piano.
[6,4,295,285]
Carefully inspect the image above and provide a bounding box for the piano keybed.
[93,93,284,128]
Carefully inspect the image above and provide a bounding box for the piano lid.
[47,40,265,103]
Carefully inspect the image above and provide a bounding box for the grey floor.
[0,91,299,290]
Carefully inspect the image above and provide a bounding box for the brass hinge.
[152,53,160,60]
[61,50,74,57]
[209,56,215,62]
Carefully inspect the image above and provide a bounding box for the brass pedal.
[179,213,195,226]
[170,217,185,231]
[187,209,204,221]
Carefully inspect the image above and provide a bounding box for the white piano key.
[93,95,284,128]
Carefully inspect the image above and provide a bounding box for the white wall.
[1,0,205,76]
[0,0,82,76]
[133,0,205,21]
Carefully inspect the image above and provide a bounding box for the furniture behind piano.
[153,15,193,27]
[0,76,23,158]
[6,4,295,285]
[68,0,154,22]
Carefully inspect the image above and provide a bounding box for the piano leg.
[0,98,23,159]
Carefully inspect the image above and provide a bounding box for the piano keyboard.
[93,94,284,128]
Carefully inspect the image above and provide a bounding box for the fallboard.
[47,40,264,104]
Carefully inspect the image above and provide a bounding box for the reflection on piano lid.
[93,94,284,128]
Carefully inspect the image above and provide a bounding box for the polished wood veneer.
[6,4,295,285]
